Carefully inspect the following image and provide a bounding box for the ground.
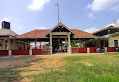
[0,53,119,82]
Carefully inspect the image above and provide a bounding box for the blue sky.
[0,0,119,34]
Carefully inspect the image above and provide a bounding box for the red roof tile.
[17,29,51,38]
[71,29,95,38]
[17,29,95,38]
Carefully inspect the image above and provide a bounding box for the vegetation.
[0,53,119,82]
[110,32,119,36]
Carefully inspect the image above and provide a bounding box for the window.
[114,40,118,47]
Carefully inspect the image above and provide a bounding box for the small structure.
[92,26,119,48]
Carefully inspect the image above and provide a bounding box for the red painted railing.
[90,47,99,53]
[0,50,8,56]
[78,48,87,53]
[0,47,117,56]
[32,49,42,55]
[72,47,79,53]
[12,49,29,55]
[42,48,50,55]
[107,47,116,52]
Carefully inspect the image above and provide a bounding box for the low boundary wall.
[72,47,117,53]
[0,50,8,56]
[0,47,117,56]
[107,47,116,52]
[12,49,29,55]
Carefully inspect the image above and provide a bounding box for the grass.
[0,53,119,82]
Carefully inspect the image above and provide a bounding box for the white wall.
[109,36,119,47]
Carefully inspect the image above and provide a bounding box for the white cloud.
[87,0,119,11]
[106,19,119,27]
[28,0,50,10]
[1,17,11,22]
[88,13,94,18]
[114,19,119,27]
[84,27,99,33]
[38,26,47,29]
[106,23,115,27]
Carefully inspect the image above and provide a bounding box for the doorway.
[114,40,118,47]
[52,38,68,54]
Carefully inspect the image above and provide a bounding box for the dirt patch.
[0,53,101,69]
[0,55,40,69]
[19,56,64,76]
[80,61,94,66]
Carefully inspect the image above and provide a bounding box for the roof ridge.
[18,29,38,36]
[36,29,51,30]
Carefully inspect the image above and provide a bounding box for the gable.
[52,26,70,32]
[46,23,75,37]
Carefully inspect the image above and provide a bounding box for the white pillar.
[87,47,90,53]
[2,39,6,50]
[29,49,32,55]
[50,33,52,54]
[68,33,71,46]
[9,50,12,56]
[68,33,71,54]
[35,39,37,49]
[65,37,67,45]
[7,39,11,50]
[105,47,107,52]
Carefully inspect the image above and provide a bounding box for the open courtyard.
[0,53,119,82]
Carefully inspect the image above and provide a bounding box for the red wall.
[32,49,42,55]
[42,49,50,55]
[12,49,29,55]
[90,47,99,53]
[107,47,116,52]
[72,47,79,53]
[0,50,8,56]
[78,48,87,53]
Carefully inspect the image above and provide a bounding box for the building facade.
[0,21,119,55]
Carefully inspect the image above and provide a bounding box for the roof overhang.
[92,26,119,36]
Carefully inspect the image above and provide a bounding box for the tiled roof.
[17,29,51,38]
[71,29,95,38]
[92,26,119,34]
[17,29,95,38]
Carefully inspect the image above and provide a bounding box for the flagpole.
[56,2,59,24]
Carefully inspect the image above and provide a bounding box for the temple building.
[0,21,119,55]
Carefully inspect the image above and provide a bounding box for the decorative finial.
[60,20,61,23]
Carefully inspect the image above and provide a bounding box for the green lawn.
[0,53,119,82]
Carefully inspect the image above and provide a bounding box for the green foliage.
[71,41,78,47]
[110,32,119,36]
[104,53,119,55]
